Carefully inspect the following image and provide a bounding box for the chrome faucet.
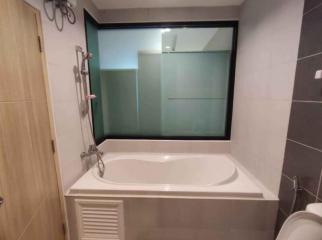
[81,145,105,177]
[81,144,103,158]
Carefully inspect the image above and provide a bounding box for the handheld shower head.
[75,45,83,52]
[84,52,93,60]
[80,52,93,74]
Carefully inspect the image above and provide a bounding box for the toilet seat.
[276,211,322,240]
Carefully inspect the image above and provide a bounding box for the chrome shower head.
[80,52,93,74]
[84,52,93,60]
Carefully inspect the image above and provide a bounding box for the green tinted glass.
[85,22,236,140]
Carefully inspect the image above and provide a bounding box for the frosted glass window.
[86,21,237,140]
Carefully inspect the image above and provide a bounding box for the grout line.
[303,2,322,16]
[283,173,317,199]
[303,187,318,199]
[279,207,288,217]
[293,100,322,103]
[287,139,322,154]
[282,172,292,180]
[316,169,322,202]
[298,51,322,61]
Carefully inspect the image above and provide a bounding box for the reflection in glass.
[85,23,235,140]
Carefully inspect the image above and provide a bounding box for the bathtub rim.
[66,152,274,200]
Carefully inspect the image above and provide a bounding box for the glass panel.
[85,19,104,140]
[86,24,235,139]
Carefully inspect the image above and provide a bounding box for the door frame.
[23,2,68,238]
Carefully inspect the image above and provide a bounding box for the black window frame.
[84,10,238,144]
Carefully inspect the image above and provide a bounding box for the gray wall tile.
[283,140,322,194]
[278,175,316,216]
[288,102,322,150]
[293,54,322,101]
[304,0,322,13]
[319,173,322,199]
[298,4,322,58]
[294,189,316,210]
[277,0,322,234]
[275,210,287,237]
[278,175,294,215]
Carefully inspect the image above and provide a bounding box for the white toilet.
[276,203,322,240]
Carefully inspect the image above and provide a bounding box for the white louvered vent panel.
[75,199,125,240]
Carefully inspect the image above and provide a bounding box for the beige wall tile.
[67,196,277,240]
[231,0,304,195]
[98,7,240,23]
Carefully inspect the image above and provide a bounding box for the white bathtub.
[66,141,277,240]
[96,154,237,186]
[69,152,263,199]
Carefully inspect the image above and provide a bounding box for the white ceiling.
[92,0,245,10]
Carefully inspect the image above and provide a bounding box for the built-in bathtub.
[70,153,262,198]
[66,140,278,240]
[98,154,237,186]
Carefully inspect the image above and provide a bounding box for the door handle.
[0,197,3,207]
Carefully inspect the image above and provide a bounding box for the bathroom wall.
[97,7,240,23]
[24,0,101,191]
[66,196,278,240]
[277,0,322,231]
[23,1,239,192]
[231,0,304,194]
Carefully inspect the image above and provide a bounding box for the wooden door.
[0,1,65,239]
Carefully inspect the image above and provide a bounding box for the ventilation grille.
[75,199,124,240]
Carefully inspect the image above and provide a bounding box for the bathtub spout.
[81,145,103,158]
[81,145,105,177]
